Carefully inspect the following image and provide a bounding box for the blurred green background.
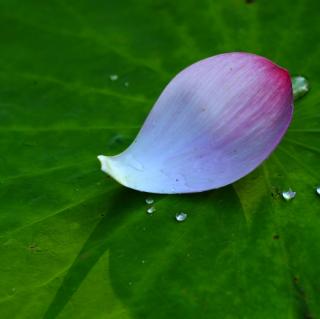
[0,0,320,318]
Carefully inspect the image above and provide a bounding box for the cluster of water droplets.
[109,73,130,87]
[145,197,155,214]
[144,196,188,222]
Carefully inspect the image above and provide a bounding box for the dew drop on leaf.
[292,76,309,100]
[282,188,296,201]
[147,206,156,214]
[176,212,187,222]
[145,197,154,205]
[109,74,119,81]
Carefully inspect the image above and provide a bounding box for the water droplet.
[292,76,309,100]
[282,188,296,201]
[176,212,187,222]
[128,281,132,286]
[124,81,129,87]
[141,260,145,264]
[147,206,156,214]
[316,186,320,196]
[109,74,119,81]
[145,197,154,205]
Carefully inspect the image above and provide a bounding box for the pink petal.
[98,52,293,193]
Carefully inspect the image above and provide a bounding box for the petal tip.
[97,155,109,173]
[276,65,291,85]
[97,155,128,187]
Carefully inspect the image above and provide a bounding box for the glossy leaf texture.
[0,1,319,318]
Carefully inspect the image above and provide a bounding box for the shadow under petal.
[107,184,298,318]
[43,188,147,319]
[108,186,250,318]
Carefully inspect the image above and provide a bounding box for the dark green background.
[0,0,319,318]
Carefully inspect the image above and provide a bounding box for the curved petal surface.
[98,52,293,193]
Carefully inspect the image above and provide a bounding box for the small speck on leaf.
[109,74,119,81]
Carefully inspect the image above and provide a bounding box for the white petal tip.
[97,155,128,187]
[97,155,109,173]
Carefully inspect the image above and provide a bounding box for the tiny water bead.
[292,76,309,100]
[282,188,296,201]
[109,74,119,81]
[316,186,320,196]
[124,81,129,87]
[145,197,154,205]
[176,212,187,222]
[147,206,156,214]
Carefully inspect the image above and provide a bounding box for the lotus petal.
[98,52,293,194]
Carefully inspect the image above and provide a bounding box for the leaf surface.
[0,0,319,318]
